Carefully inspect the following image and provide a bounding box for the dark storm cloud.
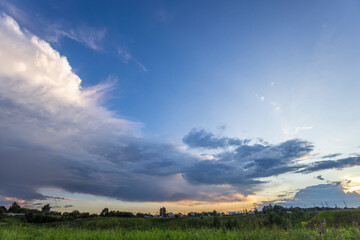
[181,129,312,190]
[298,156,360,173]
[183,139,313,189]
[322,153,342,159]
[183,128,249,149]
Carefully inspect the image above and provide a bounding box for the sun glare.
[342,177,360,194]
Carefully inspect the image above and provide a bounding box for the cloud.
[183,136,314,191]
[255,94,265,102]
[32,203,43,206]
[0,2,106,51]
[0,196,33,208]
[183,128,247,149]
[0,14,186,202]
[64,205,73,208]
[118,45,147,72]
[51,26,106,51]
[343,177,360,194]
[298,156,360,174]
[322,153,342,159]
[294,126,313,133]
[270,101,281,112]
[118,45,132,63]
[278,182,360,208]
[316,175,325,181]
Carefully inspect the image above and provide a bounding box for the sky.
[0,0,360,214]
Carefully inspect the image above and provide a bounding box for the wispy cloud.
[322,153,342,159]
[270,101,281,112]
[255,94,265,101]
[256,93,281,112]
[0,1,106,51]
[283,125,313,137]
[118,45,148,72]
[294,126,313,133]
[51,26,106,51]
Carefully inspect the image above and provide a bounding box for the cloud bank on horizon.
[0,14,360,207]
[275,182,360,209]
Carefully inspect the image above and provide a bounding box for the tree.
[159,207,166,217]
[262,204,273,214]
[8,202,21,213]
[273,205,285,214]
[41,204,51,212]
[212,210,218,217]
[100,208,109,217]
[69,210,80,218]
[0,206,6,215]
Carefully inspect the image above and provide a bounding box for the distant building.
[248,211,255,215]
[154,214,159,217]
[144,215,151,218]
[167,212,175,218]
[4,213,25,217]
[228,211,240,215]
[189,212,195,217]
[178,213,184,218]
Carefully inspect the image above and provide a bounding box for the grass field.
[1,226,360,240]
[1,209,360,239]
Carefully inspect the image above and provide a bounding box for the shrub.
[25,212,59,223]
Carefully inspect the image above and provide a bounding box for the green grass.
[1,210,360,239]
[1,225,360,240]
[307,209,360,227]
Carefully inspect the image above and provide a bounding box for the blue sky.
[0,0,360,213]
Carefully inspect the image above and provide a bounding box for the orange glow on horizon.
[342,177,360,194]
[4,197,26,204]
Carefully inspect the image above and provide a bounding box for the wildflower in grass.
[301,222,307,228]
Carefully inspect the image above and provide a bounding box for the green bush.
[25,213,59,223]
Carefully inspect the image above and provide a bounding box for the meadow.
[1,209,360,239]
